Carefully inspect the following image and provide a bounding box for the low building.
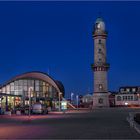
[82,94,93,103]
[108,91,117,107]
[115,86,140,107]
[0,71,65,112]
[82,93,93,108]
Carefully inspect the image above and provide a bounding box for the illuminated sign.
[61,101,67,110]
[125,102,128,106]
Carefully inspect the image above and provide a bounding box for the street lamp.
[137,93,140,106]
[28,87,33,120]
[71,93,74,104]
[59,92,62,112]
[76,95,79,109]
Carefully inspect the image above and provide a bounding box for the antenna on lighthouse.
[98,12,102,17]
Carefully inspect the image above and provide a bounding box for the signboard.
[61,101,67,110]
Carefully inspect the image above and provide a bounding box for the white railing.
[62,97,76,109]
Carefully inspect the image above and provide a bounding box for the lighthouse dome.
[95,17,104,23]
[95,17,105,31]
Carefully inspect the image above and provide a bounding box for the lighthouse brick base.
[93,93,109,108]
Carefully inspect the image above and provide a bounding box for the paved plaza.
[0,108,140,139]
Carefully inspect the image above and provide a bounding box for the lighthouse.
[92,17,110,107]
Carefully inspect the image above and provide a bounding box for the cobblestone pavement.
[0,108,140,139]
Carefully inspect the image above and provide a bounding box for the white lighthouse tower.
[92,17,110,107]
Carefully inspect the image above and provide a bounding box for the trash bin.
[47,107,51,112]
[25,110,29,115]
[5,111,11,116]
[16,110,21,115]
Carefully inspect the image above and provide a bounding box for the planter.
[16,110,21,115]
[5,111,11,116]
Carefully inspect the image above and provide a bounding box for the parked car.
[24,105,32,115]
[32,103,48,114]
[0,108,4,115]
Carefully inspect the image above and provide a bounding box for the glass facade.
[0,78,61,111]
[1,79,58,98]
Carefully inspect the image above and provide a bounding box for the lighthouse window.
[126,88,130,92]
[98,48,101,53]
[98,98,103,104]
[99,58,101,61]
[98,39,101,44]
[99,84,103,90]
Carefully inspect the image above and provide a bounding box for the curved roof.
[0,71,65,95]
[55,80,65,95]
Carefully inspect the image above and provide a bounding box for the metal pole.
[76,95,78,109]
[71,93,74,104]
[28,87,33,120]
[59,92,62,112]
[59,93,60,111]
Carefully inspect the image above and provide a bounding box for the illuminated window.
[2,87,6,93]
[15,86,18,90]
[43,86,47,93]
[18,86,22,90]
[28,80,34,86]
[15,80,18,86]
[123,96,128,100]
[126,88,130,92]
[49,86,53,97]
[134,95,138,101]
[99,84,103,90]
[132,88,136,92]
[39,80,43,85]
[120,88,124,93]
[117,96,121,101]
[128,96,131,101]
[36,92,40,97]
[6,85,10,94]
[23,86,27,91]
[35,80,39,86]
[126,96,128,100]
[15,91,18,95]
[23,80,27,86]
[43,82,46,86]
[10,82,14,86]
[35,86,39,91]
[18,80,23,86]
[138,87,140,92]
[39,85,43,91]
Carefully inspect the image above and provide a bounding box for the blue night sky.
[0,1,140,98]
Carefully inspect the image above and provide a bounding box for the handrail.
[62,97,76,109]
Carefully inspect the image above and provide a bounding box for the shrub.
[134,113,140,124]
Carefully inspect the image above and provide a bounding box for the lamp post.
[71,93,74,104]
[59,92,62,112]
[76,95,79,109]
[137,93,140,106]
[28,87,33,120]
[0,96,1,115]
